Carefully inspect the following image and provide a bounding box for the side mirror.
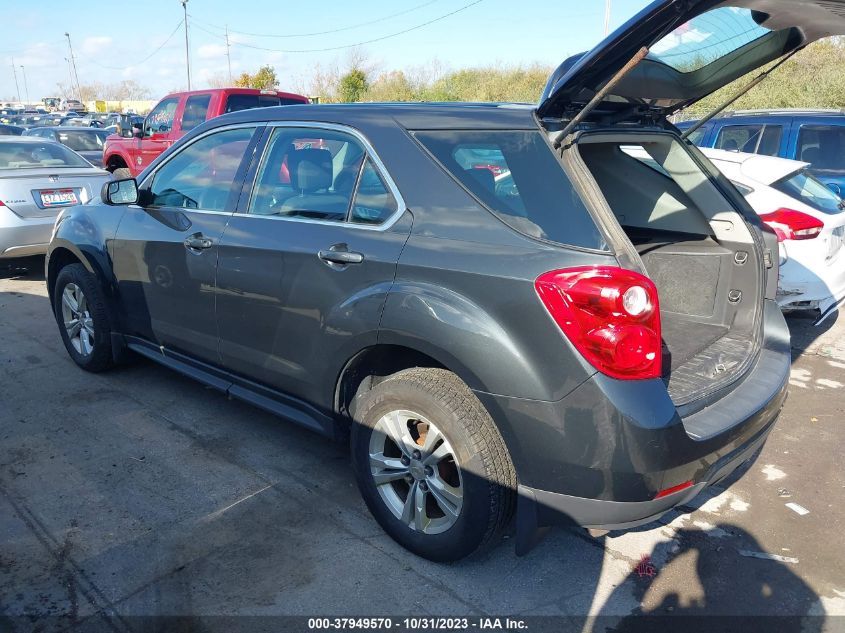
[828,183,842,197]
[102,178,139,206]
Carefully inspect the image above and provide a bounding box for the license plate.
[40,189,78,207]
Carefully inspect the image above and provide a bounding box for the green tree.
[234,65,279,90]
[338,68,368,103]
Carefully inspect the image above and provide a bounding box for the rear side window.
[684,126,707,146]
[715,124,782,156]
[412,130,606,250]
[798,125,845,171]
[351,158,398,225]
[181,94,211,131]
[225,94,303,113]
[246,127,399,225]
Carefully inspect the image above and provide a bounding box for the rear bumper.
[778,245,845,312]
[516,412,774,552]
[475,300,790,554]
[0,206,56,258]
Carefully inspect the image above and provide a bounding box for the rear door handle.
[184,235,213,251]
[318,248,364,265]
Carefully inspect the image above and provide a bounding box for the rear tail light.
[535,266,661,380]
[759,208,823,241]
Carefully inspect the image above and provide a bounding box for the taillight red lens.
[535,267,661,380]
[758,208,823,241]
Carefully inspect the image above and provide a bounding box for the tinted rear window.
[224,94,304,113]
[57,130,107,151]
[0,141,90,169]
[413,130,606,250]
[774,170,844,215]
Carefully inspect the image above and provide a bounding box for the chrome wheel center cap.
[409,461,426,481]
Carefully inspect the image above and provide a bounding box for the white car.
[701,148,845,323]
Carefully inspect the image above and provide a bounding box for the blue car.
[676,110,845,196]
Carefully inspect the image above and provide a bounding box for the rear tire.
[351,368,516,561]
[53,264,114,373]
[112,167,132,180]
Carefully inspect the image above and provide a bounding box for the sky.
[1,0,653,102]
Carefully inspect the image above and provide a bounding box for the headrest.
[289,148,333,192]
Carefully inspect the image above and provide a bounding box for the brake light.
[535,266,661,380]
[758,208,823,241]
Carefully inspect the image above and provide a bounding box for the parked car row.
[676,110,845,196]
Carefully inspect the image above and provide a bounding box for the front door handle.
[318,249,364,265]
[184,235,213,251]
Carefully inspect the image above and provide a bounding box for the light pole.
[181,0,192,90]
[64,33,83,101]
[19,65,29,105]
[604,0,612,36]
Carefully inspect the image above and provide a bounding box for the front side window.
[181,94,212,131]
[145,98,179,135]
[148,127,256,211]
[412,129,606,250]
[798,125,845,171]
[248,127,370,222]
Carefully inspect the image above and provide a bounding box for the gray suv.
[47,0,844,561]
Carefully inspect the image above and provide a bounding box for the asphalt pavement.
[1,259,844,632]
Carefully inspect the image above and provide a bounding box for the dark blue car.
[677,110,845,196]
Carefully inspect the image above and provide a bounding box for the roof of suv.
[207,102,540,131]
[677,109,845,127]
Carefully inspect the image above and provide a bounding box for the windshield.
[0,141,90,169]
[648,7,772,73]
[412,129,607,251]
[58,130,107,152]
[774,170,844,215]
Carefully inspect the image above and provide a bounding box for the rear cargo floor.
[661,318,728,372]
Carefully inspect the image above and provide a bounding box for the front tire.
[53,264,114,372]
[112,167,132,180]
[351,368,516,561]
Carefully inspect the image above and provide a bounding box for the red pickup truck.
[103,88,309,178]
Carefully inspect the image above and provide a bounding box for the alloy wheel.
[368,409,463,534]
[61,283,95,356]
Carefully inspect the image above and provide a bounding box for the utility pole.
[19,65,29,105]
[10,57,20,102]
[604,0,612,36]
[225,25,232,84]
[64,33,83,101]
[181,0,192,90]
